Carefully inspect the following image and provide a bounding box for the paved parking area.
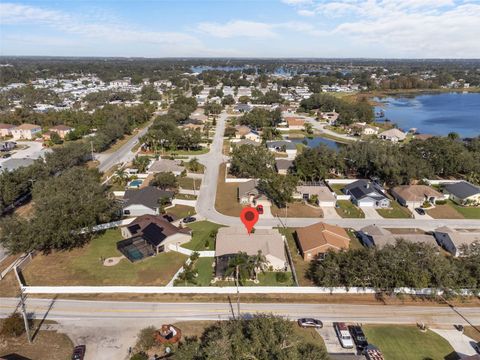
[431,328,478,358]
[316,323,356,355]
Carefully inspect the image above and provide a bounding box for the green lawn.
[336,200,365,218]
[178,177,202,190]
[183,221,223,251]
[175,193,198,200]
[346,228,364,249]
[377,200,412,218]
[176,257,214,286]
[215,271,294,286]
[449,201,480,219]
[166,205,196,219]
[165,147,209,156]
[22,229,187,286]
[363,325,456,360]
[329,184,345,195]
[278,227,313,286]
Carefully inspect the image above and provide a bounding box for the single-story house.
[285,117,305,130]
[433,226,480,257]
[11,124,42,140]
[295,222,350,261]
[266,140,297,158]
[443,181,480,206]
[343,180,390,208]
[275,159,294,175]
[230,139,262,151]
[0,123,16,138]
[123,186,174,216]
[379,128,406,142]
[235,125,260,141]
[294,182,336,207]
[350,123,379,136]
[118,214,191,261]
[50,125,74,139]
[234,104,253,113]
[214,227,287,279]
[319,111,339,124]
[237,180,265,204]
[148,159,184,176]
[391,185,444,207]
[358,225,437,249]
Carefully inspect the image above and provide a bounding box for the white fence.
[20,285,478,296]
[325,179,358,185]
[425,179,463,185]
[168,244,215,257]
[172,199,197,207]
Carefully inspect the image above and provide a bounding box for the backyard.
[363,325,456,360]
[21,229,187,286]
[335,200,365,218]
[278,228,314,286]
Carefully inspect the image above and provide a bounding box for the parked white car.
[333,322,354,349]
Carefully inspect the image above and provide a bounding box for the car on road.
[297,318,323,328]
[71,345,86,360]
[415,207,426,215]
[333,322,354,349]
[348,325,368,351]
[256,204,264,215]
[182,216,196,223]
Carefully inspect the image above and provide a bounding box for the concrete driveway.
[431,328,478,358]
[322,206,341,219]
[361,207,383,220]
[408,204,433,219]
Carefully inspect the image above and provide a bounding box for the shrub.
[134,326,157,352]
[1,312,25,337]
[130,353,148,360]
[435,200,447,205]
[276,272,288,283]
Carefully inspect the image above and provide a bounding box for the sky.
[1,0,480,58]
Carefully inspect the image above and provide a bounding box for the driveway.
[322,206,341,219]
[361,207,383,220]
[408,204,433,220]
[431,328,478,358]
[317,324,356,355]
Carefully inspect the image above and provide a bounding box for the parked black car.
[415,207,426,215]
[72,345,86,360]
[182,216,196,223]
[348,325,368,351]
[297,318,323,328]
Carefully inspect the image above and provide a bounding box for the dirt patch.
[271,202,323,218]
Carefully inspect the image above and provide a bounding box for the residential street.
[194,111,480,231]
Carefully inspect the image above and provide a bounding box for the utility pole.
[236,265,240,319]
[90,140,94,161]
[19,288,32,344]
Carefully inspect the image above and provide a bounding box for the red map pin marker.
[240,207,259,234]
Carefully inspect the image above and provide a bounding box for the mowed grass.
[363,325,455,360]
[271,202,323,218]
[449,201,480,219]
[22,229,187,286]
[377,200,412,218]
[183,221,223,251]
[167,205,196,219]
[215,163,245,216]
[178,177,202,190]
[336,200,365,218]
[427,202,464,219]
[278,228,314,286]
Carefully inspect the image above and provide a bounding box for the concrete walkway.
[431,328,478,358]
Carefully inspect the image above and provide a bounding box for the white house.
[11,124,42,140]
[379,128,406,142]
[123,186,174,217]
[0,123,16,138]
[266,140,297,159]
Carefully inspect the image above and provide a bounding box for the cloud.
[197,20,277,38]
[0,3,200,47]
[281,0,313,4]
[297,9,316,16]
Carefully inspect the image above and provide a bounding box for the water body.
[374,92,480,138]
[290,136,340,150]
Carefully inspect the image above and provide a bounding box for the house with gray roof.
[0,158,35,173]
[443,181,480,206]
[433,226,480,257]
[343,180,390,208]
[148,159,185,176]
[266,140,297,159]
[275,159,293,175]
[123,186,174,217]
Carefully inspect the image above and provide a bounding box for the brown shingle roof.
[296,222,350,253]
[391,185,442,202]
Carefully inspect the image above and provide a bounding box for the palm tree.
[249,250,268,281]
[114,169,128,186]
[188,158,201,173]
[225,252,254,285]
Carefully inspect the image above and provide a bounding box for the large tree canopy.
[229,144,275,179]
[174,315,329,360]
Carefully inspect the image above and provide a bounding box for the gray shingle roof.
[124,186,174,210]
[444,181,480,200]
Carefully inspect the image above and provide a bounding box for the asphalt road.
[194,111,480,230]
[1,298,479,325]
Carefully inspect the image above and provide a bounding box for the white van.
[333,322,354,349]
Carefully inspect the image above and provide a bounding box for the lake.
[374,92,480,138]
[289,136,340,150]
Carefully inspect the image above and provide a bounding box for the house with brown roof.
[119,214,191,261]
[295,222,350,261]
[391,185,445,207]
[285,117,305,130]
[0,123,16,138]
[50,125,74,139]
[11,123,41,140]
[235,125,260,142]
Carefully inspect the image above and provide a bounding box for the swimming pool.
[124,246,144,261]
[128,179,143,188]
